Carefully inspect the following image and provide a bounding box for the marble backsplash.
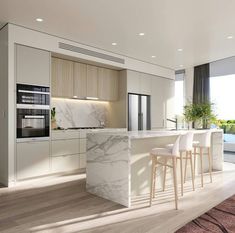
[51,98,111,128]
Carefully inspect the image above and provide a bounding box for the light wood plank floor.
[0,163,235,233]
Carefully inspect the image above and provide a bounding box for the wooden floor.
[0,163,235,233]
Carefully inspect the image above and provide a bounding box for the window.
[210,74,235,120]
[175,71,185,116]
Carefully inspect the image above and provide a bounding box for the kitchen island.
[86,129,223,207]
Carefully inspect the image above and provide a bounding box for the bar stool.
[193,131,212,187]
[165,132,195,196]
[149,136,181,210]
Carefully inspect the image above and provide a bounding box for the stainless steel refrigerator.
[128,93,151,131]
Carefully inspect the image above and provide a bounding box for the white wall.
[210,56,235,77]
[0,25,9,186]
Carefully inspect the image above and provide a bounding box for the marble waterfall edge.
[86,133,131,207]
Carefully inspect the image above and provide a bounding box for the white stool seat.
[151,147,173,157]
[166,143,193,152]
[193,141,199,147]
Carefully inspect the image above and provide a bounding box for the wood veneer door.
[51,57,73,98]
[86,65,98,98]
[73,62,87,98]
[98,67,119,101]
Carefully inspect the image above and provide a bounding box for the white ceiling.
[1,0,235,70]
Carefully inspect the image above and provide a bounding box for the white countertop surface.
[87,128,223,139]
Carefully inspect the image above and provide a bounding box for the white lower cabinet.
[16,141,50,180]
[79,139,86,153]
[51,154,80,173]
[80,153,86,169]
[51,139,79,157]
[51,130,87,173]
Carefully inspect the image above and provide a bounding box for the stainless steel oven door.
[17,109,50,140]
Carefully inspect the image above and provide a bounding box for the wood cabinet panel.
[51,57,73,98]
[98,68,119,101]
[16,45,50,86]
[73,63,87,98]
[86,65,98,98]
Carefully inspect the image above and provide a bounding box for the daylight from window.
[210,74,235,120]
[175,79,184,116]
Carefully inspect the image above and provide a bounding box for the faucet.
[166,118,178,130]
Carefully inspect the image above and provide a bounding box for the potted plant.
[184,102,216,129]
[51,107,57,129]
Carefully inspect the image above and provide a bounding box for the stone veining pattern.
[52,98,110,128]
[86,133,131,207]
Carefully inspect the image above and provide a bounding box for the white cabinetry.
[16,141,50,180]
[51,155,79,173]
[16,45,50,86]
[151,76,175,129]
[51,130,87,172]
[127,70,151,95]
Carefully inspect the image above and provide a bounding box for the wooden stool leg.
[180,152,183,196]
[172,157,178,210]
[194,147,197,176]
[163,160,167,191]
[200,148,204,187]
[184,151,188,183]
[150,155,155,206]
[153,166,157,198]
[208,147,212,183]
[189,151,195,191]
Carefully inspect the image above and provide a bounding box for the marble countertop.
[87,128,223,139]
[51,128,127,132]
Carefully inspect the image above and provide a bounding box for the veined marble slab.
[86,129,224,207]
[86,133,131,207]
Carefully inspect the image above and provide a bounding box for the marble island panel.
[86,129,223,207]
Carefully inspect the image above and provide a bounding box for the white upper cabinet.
[139,73,152,95]
[126,70,140,93]
[16,45,50,86]
[126,70,151,95]
[151,76,175,129]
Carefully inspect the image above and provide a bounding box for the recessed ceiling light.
[138,32,145,36]
[36,18,43,22]
[227,35,233,39]
[177,48,183,52]
[151,55,156,58]
[111,42,117,46]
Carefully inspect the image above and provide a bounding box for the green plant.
[183,102,216,129]
[218,119,235,134]
[51,107,56,121]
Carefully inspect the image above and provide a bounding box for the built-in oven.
[17,84,50,106]
[16,84,50,141]
[17,108,50,140]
